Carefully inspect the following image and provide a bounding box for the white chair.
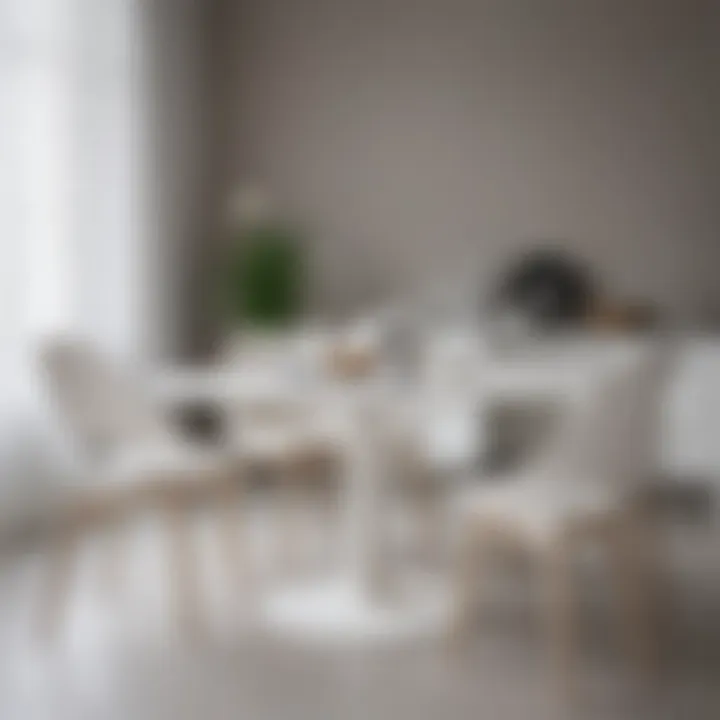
[451,340,674,697]
[420,328,488,472]
[380,330,488,569]
[37,337,242,641]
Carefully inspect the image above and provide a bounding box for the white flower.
[224,183,274,229]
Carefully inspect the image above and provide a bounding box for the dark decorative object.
[492,248,595,330]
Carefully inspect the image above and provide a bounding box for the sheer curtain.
[0,0,146,527]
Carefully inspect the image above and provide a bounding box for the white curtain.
[0,0,145,526]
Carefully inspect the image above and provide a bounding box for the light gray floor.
[0,496,718,720]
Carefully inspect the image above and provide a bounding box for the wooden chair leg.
[450,520,489,647]
[634,513,669,678]
[416,483,445,570]
[316,474,341,571]
[541,531,576,707]
[99,519,125,600]
[610,516,659,687]
[214,477,247,594]
[36,522,78,645]
[165,496,202,641]
[276,464,306,578]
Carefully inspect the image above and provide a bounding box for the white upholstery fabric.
[40,339,172,454]
[106,443,224,486]
[457,340,673,543]
[419,330,488,470]
[40,337,228,490]
[457,473,615,541]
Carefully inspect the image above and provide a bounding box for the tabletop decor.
[222,186,305,335]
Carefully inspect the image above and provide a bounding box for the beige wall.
[214,0,720,323]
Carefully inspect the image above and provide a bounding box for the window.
[0,0,143,398]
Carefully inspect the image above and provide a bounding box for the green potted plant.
[227,222,303,329]
[221,188,305,351]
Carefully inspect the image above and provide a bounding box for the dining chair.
[226,385,343,577]
[450,340,674,701]
[37,337,242,642]
[381,329,488,570]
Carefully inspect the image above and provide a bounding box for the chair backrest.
[39,337,170,459]
[537,339,675,494]
[421,329,482,395]
[414,330,489,470]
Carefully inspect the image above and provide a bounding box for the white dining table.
[150,342,607,640]
[154,349,601,406]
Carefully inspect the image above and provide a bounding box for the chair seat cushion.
[105,441,228,485]
[456,474,618,543]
